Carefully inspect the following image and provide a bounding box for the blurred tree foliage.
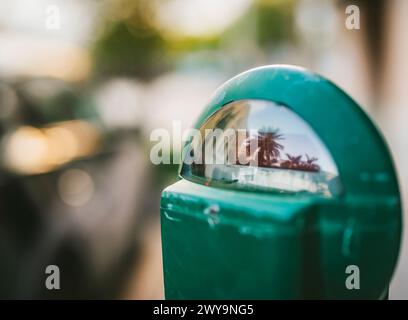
[255,0,296,46]
[92,0,296,80]
[93,21,166,80]
[93,1,167,80]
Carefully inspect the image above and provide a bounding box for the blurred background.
[0,0,407,299]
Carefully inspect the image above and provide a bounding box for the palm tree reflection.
[238,128,321,172]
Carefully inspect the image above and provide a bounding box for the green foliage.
[93,21,166,80]
[256,1,296,46]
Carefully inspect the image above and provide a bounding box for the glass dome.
[181,99,342,197]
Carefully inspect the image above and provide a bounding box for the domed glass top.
[181,99,341,197]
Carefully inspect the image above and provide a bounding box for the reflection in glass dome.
[181,99,341,197]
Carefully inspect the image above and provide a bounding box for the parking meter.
[160,65,402,299]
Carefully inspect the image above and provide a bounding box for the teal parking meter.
[160,65,402,299]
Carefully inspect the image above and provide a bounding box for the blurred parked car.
[0,78,148,298]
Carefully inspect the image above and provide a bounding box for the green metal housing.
[160,65,402,299]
